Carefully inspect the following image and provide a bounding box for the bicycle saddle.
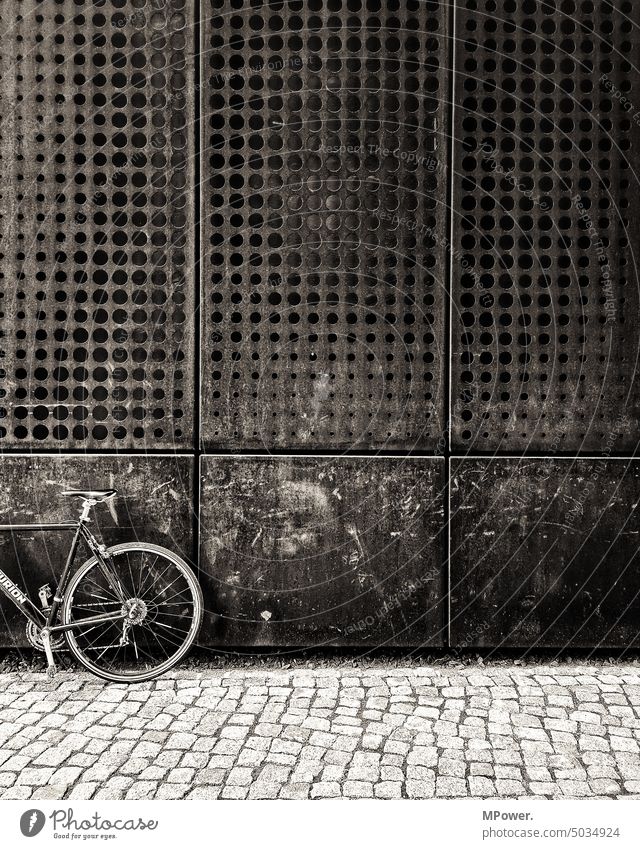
[61,490,117,502]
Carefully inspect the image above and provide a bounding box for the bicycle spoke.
[74,602,122,613]
[138,559,172,600]
[155,619,191,635]
[126,552,137,598]
[148,585,193,606]
[76,621,115,652]
[77,584,119,604]
[147,610,194,619]
[149,601,195,607]
[147,574,188,603]
[136,555,163,598]
[82,570,119,595]
[139,623,172,660]
[95,640,117,664]
[123,633,162,665]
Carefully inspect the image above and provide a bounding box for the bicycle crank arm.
[49,612,126,635]
[40,629,57,680]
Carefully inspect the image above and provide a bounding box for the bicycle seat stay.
[61,490,117,503]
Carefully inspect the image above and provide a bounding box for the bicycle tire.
[62,542,203,683]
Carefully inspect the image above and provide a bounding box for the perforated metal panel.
[0,0,194,447]
[451,1,640,452]
[202,0,448,449]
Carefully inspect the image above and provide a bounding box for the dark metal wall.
[0,1,638,648]
[451,0,640,452]
[199,456,444,646]
[451,459,640,648]
[201,0,449,450]
[0,0,195,448]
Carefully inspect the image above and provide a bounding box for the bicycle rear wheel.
[62,542,203,683]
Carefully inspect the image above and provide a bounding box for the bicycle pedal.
[46,664,57,680]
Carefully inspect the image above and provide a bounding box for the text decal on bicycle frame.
[0,570,27,605]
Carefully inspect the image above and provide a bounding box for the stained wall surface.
[199,455,445,647]
[451,459,640,648]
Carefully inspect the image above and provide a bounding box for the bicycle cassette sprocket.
[25,621,66,652]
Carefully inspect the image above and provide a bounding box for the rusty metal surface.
[451,1,640,452]
[450,458,640,648]
[0,0,194,448]
[0,455,194,647]
[199,456,445,646]
[201,1,449,450]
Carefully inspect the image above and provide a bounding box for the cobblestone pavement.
[2,665,640,800]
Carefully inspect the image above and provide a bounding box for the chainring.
[25,621,66,652]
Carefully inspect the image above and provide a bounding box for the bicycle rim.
[62,543,202,682]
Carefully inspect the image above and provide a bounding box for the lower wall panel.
[0,455,194,647]
[450,459,640,649]
[199,456,445,647]
[3,453,638,650]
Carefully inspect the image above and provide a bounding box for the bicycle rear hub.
[121,598,148,625]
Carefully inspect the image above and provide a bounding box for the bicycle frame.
[0,517,127,635]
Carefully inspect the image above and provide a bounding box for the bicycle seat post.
[79,499,96,522]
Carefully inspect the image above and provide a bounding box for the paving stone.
[67,782,98,800]
[15,768,54,786]
[436,777,467,797]
[529,781,561,796]
[311,781,341,799]
[375,781,402,799]
[343,780,374,798]
[32,785,67,800]
[496,779,527,795]
[125,781,157,800]
[279,783,311,799]
[440,758,466,778]
[4,665,640,800]
[407,746,438,767]
[469,777,496,796]
[248,781,281,800]
[589,779,621,795]
[558,780,592,797]
[50,766,83,785]
[406,778,435,798]
[470,763,494,777]
[3,785,33,799]
[221,786,249,799]
[187,786,221,800]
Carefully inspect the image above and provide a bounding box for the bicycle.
[0,489,203,683]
